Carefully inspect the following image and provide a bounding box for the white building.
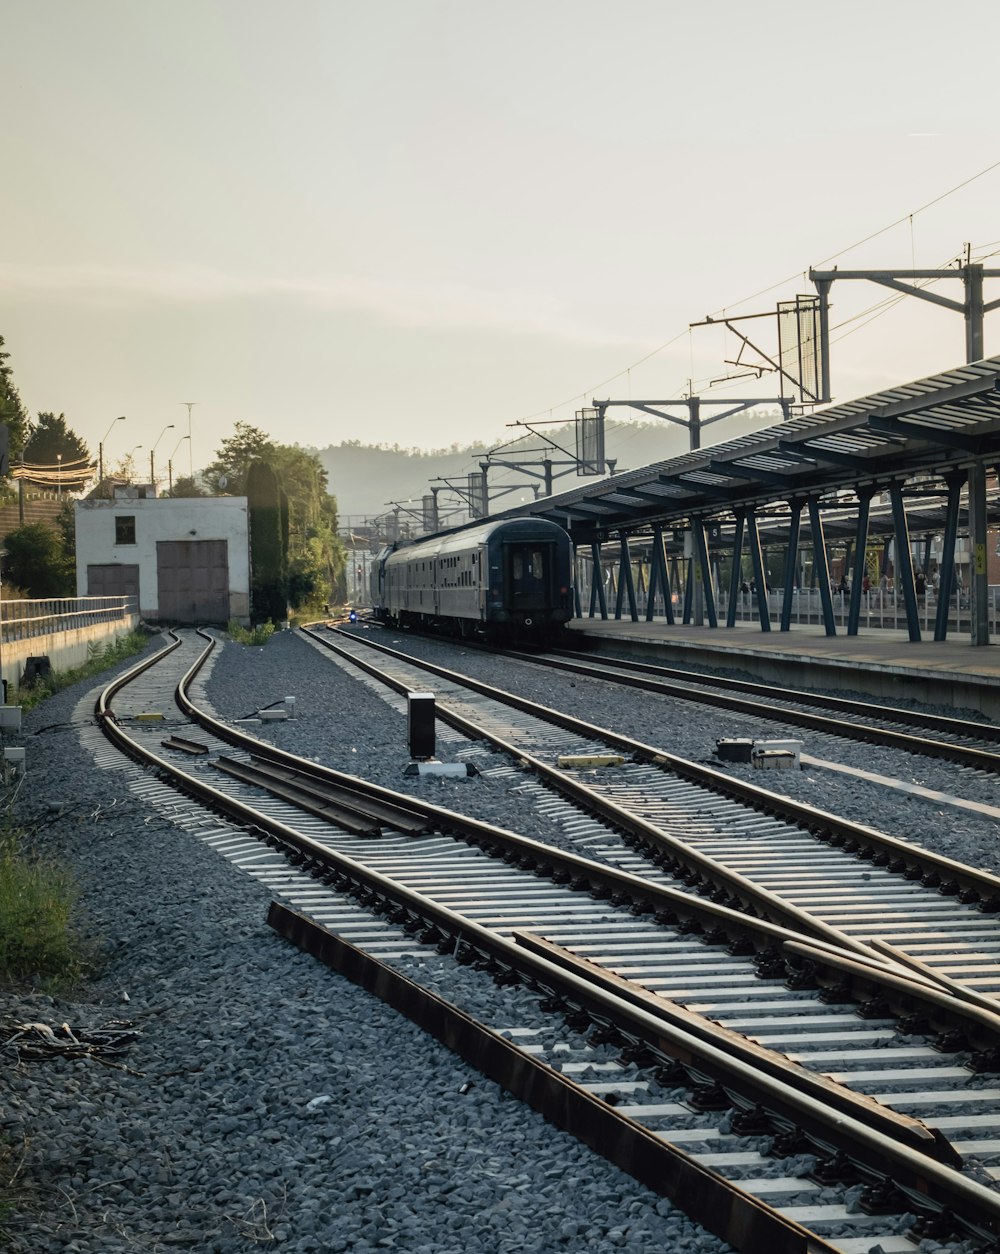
[75,493,251,624]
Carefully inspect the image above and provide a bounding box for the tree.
[23,412,90,465]
[164,475,207,498]
[202,422,276,496]
[246,459,288,624]
[22,412,91,489]
[0,335,31,463]
[3,521,74,597]
[268,445,344,609]
[208,424,347,613]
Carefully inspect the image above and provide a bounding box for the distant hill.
[312,412,786,523]
[313,442,489,523]
[311,420,716,522]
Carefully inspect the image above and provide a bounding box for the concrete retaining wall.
[2,611,140,697]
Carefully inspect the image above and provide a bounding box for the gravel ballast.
[5,622,997,1252]
[3,634,735,1254]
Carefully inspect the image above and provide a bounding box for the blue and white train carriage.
[369,517,573,641]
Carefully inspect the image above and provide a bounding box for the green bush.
[227,619,276,646]
[0,821,91,988]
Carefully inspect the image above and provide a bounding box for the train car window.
[506,543,551,609]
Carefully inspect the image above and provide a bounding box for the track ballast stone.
[2,634,732,1254]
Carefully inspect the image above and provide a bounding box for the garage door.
[156,540,230,624]
[87,564,140,606]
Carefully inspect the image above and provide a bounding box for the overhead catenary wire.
[388,158,1000,521]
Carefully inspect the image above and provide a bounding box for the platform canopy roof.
[494,356,1000,544]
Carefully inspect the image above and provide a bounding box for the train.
[368,516,574,641]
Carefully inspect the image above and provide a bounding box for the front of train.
[485,519,574,642]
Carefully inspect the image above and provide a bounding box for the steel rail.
[268,902,844,1254]
[168,632,878,963]
[169,629,1000,1052]
[534,645,1000,745]
[93,631,1000,1246]
[96,648,957,1167]
[312,625,1000,911]
[266,900,1000,1247]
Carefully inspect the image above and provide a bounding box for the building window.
[115,516,136,545]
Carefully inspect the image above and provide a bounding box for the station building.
[75,490,250,625]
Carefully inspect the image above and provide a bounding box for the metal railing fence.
[0,595,136,643]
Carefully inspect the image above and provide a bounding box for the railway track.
[307,626,1000,983]
[500,642,1000,773]
[91,628,1000,1253]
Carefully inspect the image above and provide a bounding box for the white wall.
[75,496,251,622]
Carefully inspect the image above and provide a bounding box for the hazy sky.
[3,0,1000,503]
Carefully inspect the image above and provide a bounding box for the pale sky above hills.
[3,0,1000,509]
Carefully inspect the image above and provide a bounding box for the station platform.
[565,618,1000,721]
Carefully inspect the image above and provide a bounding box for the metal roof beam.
[627,487,693,504]
[777,440,875,470]
[867,414,992,452]
[867,373,1000,419]
[708,460,804,488]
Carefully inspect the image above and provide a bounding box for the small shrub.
[227,619,276,646]
[14,630,148,710]
[0,1133,25,1249]
[0,816,93,989]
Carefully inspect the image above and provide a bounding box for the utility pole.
[180,402,198,478]
[593,397,790,452]
[809,254,1000,378]
[810,250,1000,647]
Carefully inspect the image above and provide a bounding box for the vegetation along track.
[93,628,1000,1253]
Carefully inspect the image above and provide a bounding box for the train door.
[505,543,552,611]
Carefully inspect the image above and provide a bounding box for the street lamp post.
[167,434,191,493]
[180,402,197,478]
[150,424,175,488]
[57,453,62,501]
[98,415,127,486]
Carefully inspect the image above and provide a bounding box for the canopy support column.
[969,459,990,646]
[779,502,803,632]
[615,532,638,622]
[647,526,674,624]
[726,509,746,628]
[746,508,771,632]
[934,473,964,642]
[589,542,608,620]
[888,481,920,642]
[692,519,718,628]
[847,488,874,636]
[808,497,837,638]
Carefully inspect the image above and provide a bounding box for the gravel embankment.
[3,633,734,1254]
